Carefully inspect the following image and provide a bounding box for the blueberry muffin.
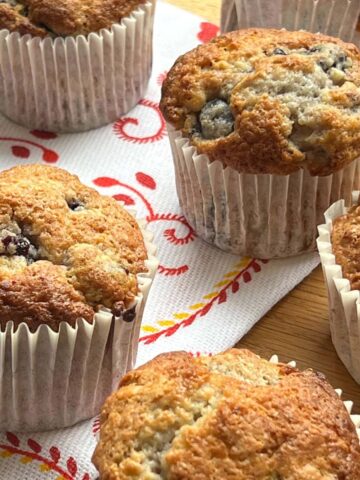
[161,29,360,176]
[0,0,146,37]
[331,202,360,291]
[160,29,360,258]
[0,164,147,332]
[0,0,155,132]
[93,349,360,479]
[0,164,157,431]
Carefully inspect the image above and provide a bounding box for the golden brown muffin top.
[0,0,147,37]
[0,164,147,332]
[331,201,360,291]
[161,29,360,176]
[92,349,360,479]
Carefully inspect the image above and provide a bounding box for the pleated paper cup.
[221,0,360,45]
[0,1,155,132]
[269,355,360,439]
[317,191,360,384]
[0,219,158,432]
[169,126,359,258]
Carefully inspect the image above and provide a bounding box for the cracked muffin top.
[0,0,146,37]
[161,29,360,176]
[331,198,360,291]
[0,164,148,332]
[93,348,360,480]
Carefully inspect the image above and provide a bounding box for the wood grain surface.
[164,0,360,412]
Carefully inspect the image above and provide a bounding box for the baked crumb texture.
[331,203,360,290]
[161,29,360,176]
[0,164,147,332]
[0,0,146,37]
[93,349,360,480]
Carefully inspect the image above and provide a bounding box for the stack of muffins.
[0,0,360,478]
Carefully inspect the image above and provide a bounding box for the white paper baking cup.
[221,0,360,45]
[0,218,158,432]
[0,1,155,132]
[169,127,359,258]
[270,355,360,439]
[317,191,360,384]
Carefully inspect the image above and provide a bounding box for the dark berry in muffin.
[0,165,148,332]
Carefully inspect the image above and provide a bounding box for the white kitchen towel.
[0,3,319,478]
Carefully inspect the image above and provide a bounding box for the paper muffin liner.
[0,217,158,432]
[221,0,360,45]
[169,127,359,258]
[269,355,360,439]
[0,1,155,132]
[317,191,360,384]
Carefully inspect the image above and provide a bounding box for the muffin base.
[169,127,359,259]
[220,0,360,43]
[317,192,360,384]
[0,1,155,132]
[0,218,158,432]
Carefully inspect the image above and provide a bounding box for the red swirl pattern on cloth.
[197,22,219,43]
[93,175,195,277]
[0,130,59,163]
[157,71,168,86]
[113,99,167,144]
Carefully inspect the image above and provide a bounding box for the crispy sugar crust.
[93,349,360,479]
[161,29,360,176]
[0,0,146,37]
[331,203,360,290]
[0,3,47,37]
[0,164,147,332]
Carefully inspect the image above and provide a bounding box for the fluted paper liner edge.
[0,216,158,432]
[220,0,360,46]
[168,126,359,258]
[0,1,155,132]
[317,191,360,384]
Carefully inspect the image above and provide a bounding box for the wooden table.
[165,0,360,412]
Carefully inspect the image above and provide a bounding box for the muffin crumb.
[0,0,147,37]
[93,349,360,479]
[161,29,360,176]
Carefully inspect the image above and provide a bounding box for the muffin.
[160,28,360,258]
[221,0,360,41]
[0,0,155,132]
[0,164,158,431]
[0,0,148,36]
[93,349,360,479]
[317,191,360,383]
